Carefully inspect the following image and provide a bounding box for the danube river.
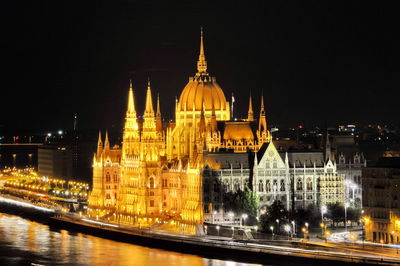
[0,213,258,266]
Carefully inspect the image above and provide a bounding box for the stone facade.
[362,159,400,244]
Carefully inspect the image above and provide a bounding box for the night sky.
[1,1,399,135]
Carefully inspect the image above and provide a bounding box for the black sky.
[1,1,399,135]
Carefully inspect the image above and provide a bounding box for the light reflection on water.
[0,213,259,266]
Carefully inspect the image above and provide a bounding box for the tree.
[259,200,288,233]
[326,203,344,227]
[223,185,259,225]
[347,207,362,226]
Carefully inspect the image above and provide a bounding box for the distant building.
[38,145,73,179]
[362,157,400,244]
[328,134,366,207]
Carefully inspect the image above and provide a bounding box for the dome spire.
[197,27,207,74]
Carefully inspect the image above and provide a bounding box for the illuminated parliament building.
[88,29,344,233]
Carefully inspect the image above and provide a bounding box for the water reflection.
[0,213,258,266]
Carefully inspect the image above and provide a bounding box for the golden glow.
[88,29,271,235]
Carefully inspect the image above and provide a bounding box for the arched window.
[280,179,285,191]
[213,182,219,192]
[258,180,264,192]
[296,178,303,191]
[273,179,278,192]
[273,160,277,168]
[306,178,313,191]
[234,182,240,191]
[204,181,209,192]
[266,180,271,192]
[106,172,110,183]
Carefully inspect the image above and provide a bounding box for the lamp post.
[291,220,296,237]
[284,224,291,240]
[241,214,248,227]
[276,219,280,234]
[305,222,309,240]
[231,226,234,238]
[344,202,349,232]
[321,205,327,236]
[270,226,274,240]
[216,225,220,237]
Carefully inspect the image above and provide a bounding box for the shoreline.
[0,198,397,265]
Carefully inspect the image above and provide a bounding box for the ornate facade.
[88,29,271,234]
[202,141,345,223]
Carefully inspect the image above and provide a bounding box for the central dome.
[179,75,228,111]
[177,28,229,117]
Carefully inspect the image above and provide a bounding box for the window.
[266,181,271,192]
[106,172,111,183]
[296,178,303,191]
[258,180,264,192]
[280,179,285,191]
[149,177,155,188]
[204,181,209,192]
[150,200,154,207]
[213,182,219,192]
[306,178,313,191]
[234,182,240,191]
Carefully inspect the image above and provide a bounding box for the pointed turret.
[325,130,332,161]
[156,93,162,132]
[97,131,103,156]
[210,98,217,132]
[104,130,110,151]
[257,91,270,144]
[144,78,155,117]
[156,93,161,118]
[258,93,267,132]
[127,79,137,118]
[197,27,207,74]
[247,93,254,121]
[199,103,206,133]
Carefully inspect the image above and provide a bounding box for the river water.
[0,213,258,266]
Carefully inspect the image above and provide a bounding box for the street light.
[344,202,350,232]
[216,225,220,236]
[231,226,234,238]
[284,224,291,240]
[270,225,274,240]
[291,220,296,237]
[321,205,327,236]
[241,214,248,227]
[276,219,280,234]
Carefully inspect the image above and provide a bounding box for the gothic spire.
[210,96,217,132]
[247,93,254,121]
[199,103,206,133]
[144,78,155,117]
[156,93,161,118]
[127,79,137,118]
[260,92,265,117]
[156,93,163,132]
[197,27,207,74]
[96,130,103,155]
[104,130,110,151]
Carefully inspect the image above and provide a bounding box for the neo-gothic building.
[88,29,272,234]
[202,141,345,224]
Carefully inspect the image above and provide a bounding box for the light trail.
[0,196,55,213]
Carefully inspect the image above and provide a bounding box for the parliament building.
[88,29,344,233]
